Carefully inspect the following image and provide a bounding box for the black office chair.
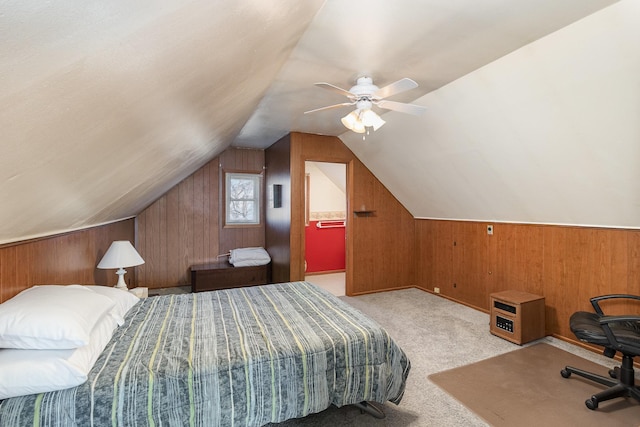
[560,294,640,410]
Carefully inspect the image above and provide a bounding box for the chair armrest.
[599,315,640,325]
[598,315,640,325]
[590,294,640,315]
[597,314,640,353]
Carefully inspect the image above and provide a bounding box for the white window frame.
[225,172,261,226]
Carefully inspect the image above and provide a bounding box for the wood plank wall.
[264,134,292,283]
[287,132,416,295]
[0,219,134,302]
[136,148,265,288]
[415,220,640,341]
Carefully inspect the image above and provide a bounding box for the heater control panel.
[495,315,514,333]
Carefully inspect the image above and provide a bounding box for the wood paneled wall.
[416,220,640,341]
[0,219,134,302]
[287,132,416,295]
[136,148,265,288]
[265,134,292,283]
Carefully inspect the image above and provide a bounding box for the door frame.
[303,161,348,282]
[296,157,353,295]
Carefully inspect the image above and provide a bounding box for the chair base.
[561,354,640,410]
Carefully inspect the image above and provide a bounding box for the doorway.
[303,161,346,296]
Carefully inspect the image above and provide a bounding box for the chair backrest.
[571,294,640,358]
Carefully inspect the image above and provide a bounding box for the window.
[225,172,261,225]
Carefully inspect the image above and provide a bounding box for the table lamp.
[97,241,145,290]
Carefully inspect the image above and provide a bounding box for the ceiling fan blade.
[376,100,426,115]
[314,82,355,98]
[304,102,354,114]
[373,78,419,99]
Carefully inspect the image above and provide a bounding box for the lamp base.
[114,268,129,291]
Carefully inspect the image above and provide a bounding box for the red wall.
[305,221,345,273]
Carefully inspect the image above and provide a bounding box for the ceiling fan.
[304,76,426,134]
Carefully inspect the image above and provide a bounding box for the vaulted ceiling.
[1,0,633,245]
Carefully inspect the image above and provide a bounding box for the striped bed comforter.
[0,281,410,426]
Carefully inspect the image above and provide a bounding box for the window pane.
[228,201,256,222]
[230,178,255,200]
[225,172,261,225]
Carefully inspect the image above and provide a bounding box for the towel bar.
[316,220,345,229]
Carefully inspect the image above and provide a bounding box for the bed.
[0,281,410,426]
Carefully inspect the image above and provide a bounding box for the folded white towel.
[229,247,271,267]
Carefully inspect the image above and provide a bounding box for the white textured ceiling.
[341,1,640,229]
[236,0,620,148]
[0,0,624,244]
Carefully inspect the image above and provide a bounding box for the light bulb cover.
[342,107,384,134]
[370,113,385,131]
[360,109,386,131]
[352,118,366,133]
[359,109,376,126]
[341,111,359,130]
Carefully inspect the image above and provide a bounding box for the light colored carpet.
[429,343,640,426]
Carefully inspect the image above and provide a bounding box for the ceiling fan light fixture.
[341,111,360,130]
[352,121,366,133]
[360,109,385,131]
[372,115,386,131]
[308,75,422,136]
[341,108,384,134]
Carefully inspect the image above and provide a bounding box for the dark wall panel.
[136,148,265,288]
[265,134,292,284]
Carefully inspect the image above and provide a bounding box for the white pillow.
[0,312,118,399]
[82,285,139,325]
[0,285,115,350]
[229,247,271,266]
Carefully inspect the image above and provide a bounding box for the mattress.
[0,281,410,426]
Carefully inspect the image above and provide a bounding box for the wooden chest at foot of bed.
[190,261,271,292]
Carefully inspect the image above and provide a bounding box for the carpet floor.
[429,343,640,426]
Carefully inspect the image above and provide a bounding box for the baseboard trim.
[413,286,489,314]
[348,285,414,297]
[305,269,345,276]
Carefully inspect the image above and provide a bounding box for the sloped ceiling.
[0,0,324,244]
[341,1,640,228]
[0,0,626,244]
[311,162,346,195]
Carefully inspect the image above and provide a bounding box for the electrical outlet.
[434,287,440,294]
[487,225,493,235]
